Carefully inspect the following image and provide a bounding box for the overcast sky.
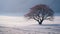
[0,0,60,16]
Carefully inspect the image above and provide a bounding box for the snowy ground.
[21,24,60,34]
[0,16,60,34]
[0,24,60,34]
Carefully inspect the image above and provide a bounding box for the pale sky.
[0,0,60,16]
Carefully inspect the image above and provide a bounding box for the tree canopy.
[25,4,54,25]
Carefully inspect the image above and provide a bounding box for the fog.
[0,0,60,27]
[0,16,60,27]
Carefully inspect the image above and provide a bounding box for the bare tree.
[24,4,54,25]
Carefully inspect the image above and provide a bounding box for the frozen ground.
[0,16,60,34]
[0,24,60,34]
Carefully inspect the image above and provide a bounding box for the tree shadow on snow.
[29,24,60,26]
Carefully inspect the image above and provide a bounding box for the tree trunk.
[38,19,44,25]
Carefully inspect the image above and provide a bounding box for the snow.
[0,16,60,27]
[0,24,60,34]
[0,16,60,34]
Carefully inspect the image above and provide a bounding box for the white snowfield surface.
[0,24,60,34]
[0,16,60,34]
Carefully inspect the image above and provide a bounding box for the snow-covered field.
[0,16,60,34]
[0,16,60,27]
[0,24,60,34]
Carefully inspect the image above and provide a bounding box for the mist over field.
[0,16,60,27]
[0,0,60,34]
[0,16,60,34]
